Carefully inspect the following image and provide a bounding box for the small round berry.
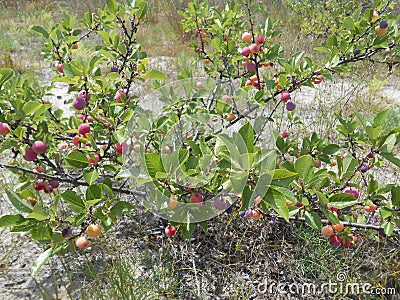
[344,187,359,199]
[214,198,227,211]
[255,34,265,44]
[165,225,177,237]
[242,32,252,43]
[75,236,89,249]
[190,193,204,205]
[252,210,261,219]
[78,123,90,136]
[78,90,91,102]
[329,234,341,246]
[167,195,178,210]
[321,225,334,237]
[32,141,47,154]
[313,159,322,168]
[359,163,369,173]
[73,96,86,110]
[227,113,236,122]
[280,91,291,102]
[254,196,262,206]
[241,46,251,57]
[0,123,10,135]
[43,184,54,194]
[86,224,102,238]
[23,148,38,161]
[286,101,296,111]
[332,222,344,233]
[48,180,60,189]
[62,227,73,238]
[34,181,45,191]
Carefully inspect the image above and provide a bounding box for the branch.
[204,73,313,142]
[0,163,142,197]
[336,42,399,67]
[289,216,400,234]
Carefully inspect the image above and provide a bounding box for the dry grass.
[34,204,400,299]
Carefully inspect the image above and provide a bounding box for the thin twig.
[288,216,400,234]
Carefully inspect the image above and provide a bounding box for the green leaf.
[62,62,83,77]
[27,205,48,221]
[137,1,148,19]
[31,223,52,243]
[343,17,355,30]
[264,188,289,222]
[145,153,165,178]
[0,214,25,227]
[23,101,44,115]
[106,0,117,13]
[198,221,208,232]
[217,133,246,169]
[85,185,102,208]
[241,185,252,210]
[254,90,265,104]
[10,218,37,232]
[383,222,394,236]
[5,189,33,213]
[321,207,340,224]
[373,109,389,127]
[391,186,400,206]
[317,192,329,206]
[271,169,298,187]
[65,152,89,168]
[186,140,201,155]
[0,68,14,88]
[321,144,340,155]
[304,211,322,231]
[181,222,196,240]
[314,46,330,53]
[381,134,396,152]
[142,70,167,81]
[83,170,99,185]
[380,152,400,168]
[300,138,311,155]
[230,172,248,193]
[32,248,52,277]
[211,37,221,52]
[61,191,85,214]
[31,25,49,39]
[340,156,358,180]
[328,193,358,209]
[238,122,255,153]
[294,155,314,182]
[379,207,392,219]
[110,201,135,215]
[367,177,378,194]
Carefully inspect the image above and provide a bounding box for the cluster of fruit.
[63,224,102,249]
[321,223,359,249]
[33,167,59,194]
